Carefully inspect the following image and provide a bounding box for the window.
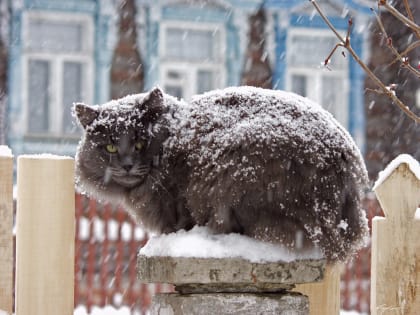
[23,12,94,136]
[160,22,225,100]
[165,29,215,61]
[286,29,349,127]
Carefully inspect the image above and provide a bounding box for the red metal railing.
[74,194,171,314]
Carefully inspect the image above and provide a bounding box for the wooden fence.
[0,149,13,315]
[0,152,419,314]
[371,158,420,314]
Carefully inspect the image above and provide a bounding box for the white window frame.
[22,11,94,137]
[159,21,226,101]
[286,28,349,128]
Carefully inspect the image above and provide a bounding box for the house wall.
[7,0,115,157]
[6,0,372,157]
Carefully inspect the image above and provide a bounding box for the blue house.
[7,0,373,157]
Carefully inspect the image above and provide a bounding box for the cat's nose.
[121,156,133,172]
[122,164,133,172]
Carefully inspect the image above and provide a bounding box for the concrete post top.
[138,255,326,293]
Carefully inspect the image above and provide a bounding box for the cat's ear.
[144,86,164,108]
[139,87,165,121]
[73,103,99,129]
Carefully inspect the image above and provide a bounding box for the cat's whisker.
[130,165,150,177]
[133,170,149,177]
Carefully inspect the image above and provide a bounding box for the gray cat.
[74,86,369,262]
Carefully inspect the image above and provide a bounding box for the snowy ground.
[74,306,132,315]
[73,305,366,314]
[0,307,366,315]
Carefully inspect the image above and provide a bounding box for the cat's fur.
[74,86,369,262]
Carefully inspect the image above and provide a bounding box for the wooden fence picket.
[295,264,341,315]
[15,155,75,315]
[371,160,420,314]
[0,149,13,315]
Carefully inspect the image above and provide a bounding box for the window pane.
[321,76,343,117]
[165,85,183,99]
[291,75,307,97]
[28,19,83,52]
[28,60,49,132]
[289,35,346,69]
[189,30,214,60]
[165,29,183,59]
[167,71,182,79]
[62,61,83,133]
[165,28,214,61]
[197,70,213,94]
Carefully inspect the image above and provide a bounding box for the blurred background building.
[3,0,373,158]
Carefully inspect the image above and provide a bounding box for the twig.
[373,8,420,78]
[310,0,346,44]
[309,0,420,123]
[324,43,345,66]
[388,41,420,67]
[402,0,420,40]
[381,1,420,35]
[403,0,415,21]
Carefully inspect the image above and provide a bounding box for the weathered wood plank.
[372,162,420,315]
[0,152,13,315]
[15,155,75,315]
[295,264,341,315]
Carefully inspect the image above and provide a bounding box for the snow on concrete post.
[0,146,13,315]
[15,155,75,315]
[138,228,327,315]
[371,154,420,315]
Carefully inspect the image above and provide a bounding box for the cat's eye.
[106,144,118,153]
[135,142,145,151]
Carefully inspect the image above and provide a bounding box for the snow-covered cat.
[74,86,368,262]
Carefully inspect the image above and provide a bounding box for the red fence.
[74,193,381,313]
[74,194,172,314]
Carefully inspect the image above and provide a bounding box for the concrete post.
[138,255,326,314]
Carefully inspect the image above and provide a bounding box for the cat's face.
[74,88,166,193]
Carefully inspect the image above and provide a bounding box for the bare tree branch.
[310,0,346,44]
[373,7,420,78]
[402,0,420,40]
[381,1,420,35]
[310,0,420,124]
[388,40,420,66]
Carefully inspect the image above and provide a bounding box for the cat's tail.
[317,155,370,263]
